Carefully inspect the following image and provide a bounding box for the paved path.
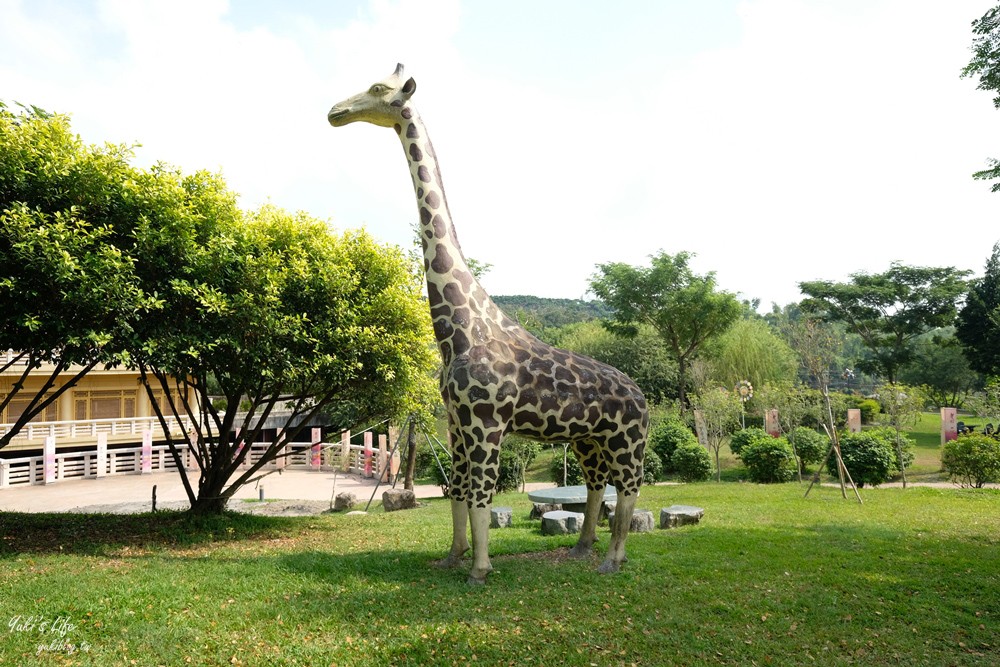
[0,469,558,513]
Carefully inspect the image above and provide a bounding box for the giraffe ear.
[401,77,417,99]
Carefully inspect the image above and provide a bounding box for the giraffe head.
[328,63,417,128]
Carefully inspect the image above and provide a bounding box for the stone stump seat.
[541,510,585,535]
[608,508,654,533]
[660,505,705,529]
[490,506,513,528]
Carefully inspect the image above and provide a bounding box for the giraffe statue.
[328,64,649,584]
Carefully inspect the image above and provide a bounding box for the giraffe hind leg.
[599,489,638,574]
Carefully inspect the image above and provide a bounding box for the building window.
[1,396,57,425]
[73,390,137,421]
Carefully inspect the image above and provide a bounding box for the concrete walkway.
[0,469,558,513]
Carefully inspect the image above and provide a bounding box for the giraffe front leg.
[467,503,494,585]
[568,486,605,558]
[568,440,609,559]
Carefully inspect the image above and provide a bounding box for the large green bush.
[789,426,829,468]
[427,438,540,494]
[740,437,797,483]
[834,428,913,487]
[648,416,698,473]
[729,427,772,458]
[942,434,1000,487]
[845,396,881,423]
[549,446,585,486]
[643,448,663,485]
[671,442,713,482]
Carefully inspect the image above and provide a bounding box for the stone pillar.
[846,409,862,433]
[765,409,780,437]
[43,435,56,485]
[941,407,958,445]
[340,430,351,473]
[141,429,152,473]
[693,410,708,448]
[310,427,322,469]
[378,433,390,482]
[95,432,108,478]
[363,431,374,478]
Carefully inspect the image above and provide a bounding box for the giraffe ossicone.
[328,64,649,584]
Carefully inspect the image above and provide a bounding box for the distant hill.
[493,295,611,329]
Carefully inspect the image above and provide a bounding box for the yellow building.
[0,350,193,454]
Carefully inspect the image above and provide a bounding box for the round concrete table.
[527,485,616,513]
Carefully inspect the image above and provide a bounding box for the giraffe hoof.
[568,544,594,559]
[434,553,466,569]
[466,574,488,586]
[597,559,623,574]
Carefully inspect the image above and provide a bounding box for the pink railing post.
[363,431,374,478]
[141,430,153,474]
[95,432,108,478]
[340,430,351,473]
[378,433,390,482]
[310,427,322,470]
[43,435,56,485]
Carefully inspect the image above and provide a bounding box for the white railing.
[0,438,395,489]
[0,415,195,444]
[0,444,184,488]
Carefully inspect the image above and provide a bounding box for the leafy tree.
[956,243,1000,377]
[899,329,978,408]
[590,251,741,408]
[962,5,1000,190]
[132,201,438,514]
[964,378,1000,424]
[0,104,153,447]
[704,317,798,390]
[691,386,742,481]
[557,320,677,404]
[799,262,971,383]
[874,383,926,489]
[492,295,611,331]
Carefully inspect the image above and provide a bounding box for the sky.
[2,0,998,309]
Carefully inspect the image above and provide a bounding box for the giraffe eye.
[369,84,387,95]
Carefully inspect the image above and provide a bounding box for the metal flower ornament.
[736,380,753,428]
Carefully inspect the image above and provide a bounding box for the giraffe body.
[329,64,648,583]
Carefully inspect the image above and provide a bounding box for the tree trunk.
[188,494,230,515]
[187,463,234,515]
[403,419,417,491]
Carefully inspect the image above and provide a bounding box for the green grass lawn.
[2,483,999,666]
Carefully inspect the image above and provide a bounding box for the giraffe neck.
[395,107,502,358]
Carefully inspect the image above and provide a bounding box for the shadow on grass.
[0,509,305,557]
